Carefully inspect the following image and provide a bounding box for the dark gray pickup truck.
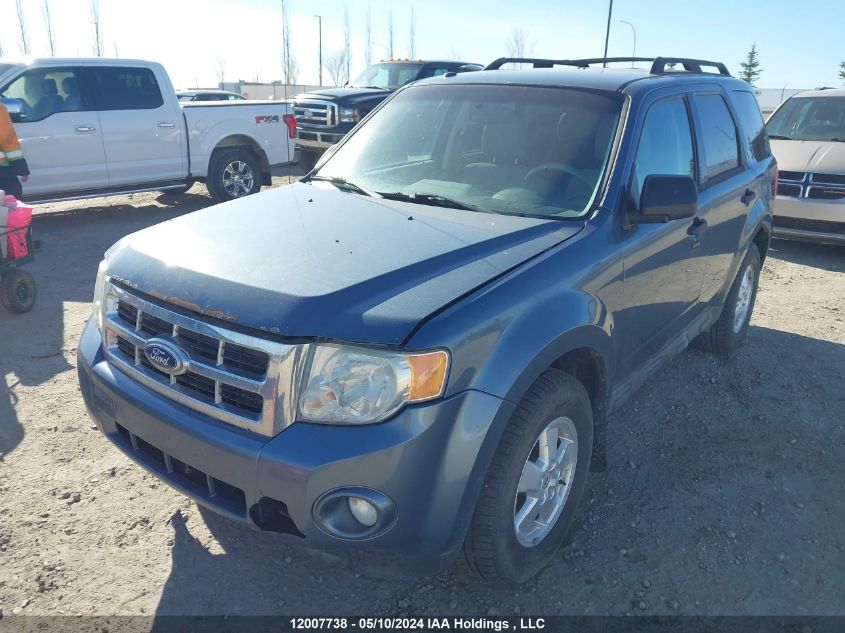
[78,56,775,584]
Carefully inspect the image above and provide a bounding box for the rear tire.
[696,244,761,356]
[206,149,262,203]
[464,369,593,585]
[1,269,37,313]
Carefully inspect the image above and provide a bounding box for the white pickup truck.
[0,58,297,203]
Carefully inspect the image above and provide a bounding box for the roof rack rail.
[484,56,731,77]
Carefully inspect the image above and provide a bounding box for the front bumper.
[76,318,511,575]
[773,195,845,244]
[295,129,346,151]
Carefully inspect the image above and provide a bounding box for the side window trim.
[689,90,745,189]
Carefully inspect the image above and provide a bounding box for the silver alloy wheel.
[513,416,578,547]
[222,160,255,197]
[733,264,755,333]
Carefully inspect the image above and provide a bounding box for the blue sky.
[0,0,841,89]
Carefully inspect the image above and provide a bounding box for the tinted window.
[92,67,163,110]
[694,94,740,181]
[766,96,845,142]
[348,63,424,90]
[0,67,90,122]
[732,91,770,162]
[633,97,695,196]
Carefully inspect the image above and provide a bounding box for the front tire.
[464,369,593,585]
[696,243,761,356]
[1,269,37,313]
[206,149,262,202]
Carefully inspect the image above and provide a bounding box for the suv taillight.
[283,114,297,139]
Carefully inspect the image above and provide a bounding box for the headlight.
[298,345,449,425]
[339,107,360,123]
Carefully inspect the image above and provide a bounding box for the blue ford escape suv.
[77,56,775,584]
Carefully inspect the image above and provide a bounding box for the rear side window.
[633,97,695,196]
[694,94,741,182]
[91,67,163,110]
[732,91,770,162]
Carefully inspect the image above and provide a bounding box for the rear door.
[92,65,185,186]
[688,90,756,299]
[1,65,109,196]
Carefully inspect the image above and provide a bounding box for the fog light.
[348,496,378,527]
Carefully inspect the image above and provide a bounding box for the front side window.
[766,96,845,142]
[633,97,695,197]
[91,67,163,110]
[694,94,741,182]
[0,67,90,122]
[316,84,622,218]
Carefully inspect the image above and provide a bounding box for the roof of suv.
[419,58,749,94]
[792,87,845,98]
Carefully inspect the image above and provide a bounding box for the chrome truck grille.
[293,99,338,128]
[777,172,845,200]
[101,282,306,437]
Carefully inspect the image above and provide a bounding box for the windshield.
[315,84,622,218]
[348,62,424,90]
[767,96,845,142]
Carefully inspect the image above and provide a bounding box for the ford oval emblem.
[143,338,189,375]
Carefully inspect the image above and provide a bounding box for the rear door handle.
[75,126,97,133]
[158,122,177,128]
[687,216,708,240]
[741,188,757,205]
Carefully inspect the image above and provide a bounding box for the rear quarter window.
[731,91,770,162]
[694,93,741,183]
[92,67,164,110]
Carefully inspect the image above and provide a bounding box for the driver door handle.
[741,188,757,205]
[687,216,708,239]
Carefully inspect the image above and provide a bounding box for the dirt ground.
[0,176,843,621]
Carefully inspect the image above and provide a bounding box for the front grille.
[811,173,845,186]
[779,171,805,182]
[778,183,801,197]
[101,282,306,437]
[775,216,845,234]
[293,99,337,128]
[807,187,845,201]
[115,423,247,516]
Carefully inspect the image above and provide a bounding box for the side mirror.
[633,174,698,223]
[1,99,25,123]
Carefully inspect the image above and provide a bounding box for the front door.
[616,94,705,379]
[91,66,185,187]
[1,66,109,196]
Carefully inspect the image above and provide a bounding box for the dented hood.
[770,139,845,173]
[106,183,582,345]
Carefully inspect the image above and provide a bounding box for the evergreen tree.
[840,61,845,85]
[739,44,762,86]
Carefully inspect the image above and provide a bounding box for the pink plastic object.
[6,202,33,259]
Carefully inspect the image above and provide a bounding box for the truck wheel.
[696,243,761,357]
[1,270,37,313]
[207,149,262,202]
[464,369,593,585]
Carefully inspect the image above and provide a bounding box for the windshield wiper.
[379,191,488,213]
[305,175,378,197]
[768,134,792,140]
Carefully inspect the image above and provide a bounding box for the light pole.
[620,20,636,67]
[602,0,613,67]
[314,14,322,86]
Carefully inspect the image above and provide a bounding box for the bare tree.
[42,0,56,56]
[214,58,227,86]
[324,50,349,87]
[408,5,416,59]
[280,0,299,84]
[447,47,462,60]
[386,9,394,58]
[15,0,30,55]
[506,27,533,59]
[343,6,351,83]
[0,39,4,57]
[89,0,103,57]
[364,7,372,65]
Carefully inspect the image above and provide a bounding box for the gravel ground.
[0,178,843,621]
